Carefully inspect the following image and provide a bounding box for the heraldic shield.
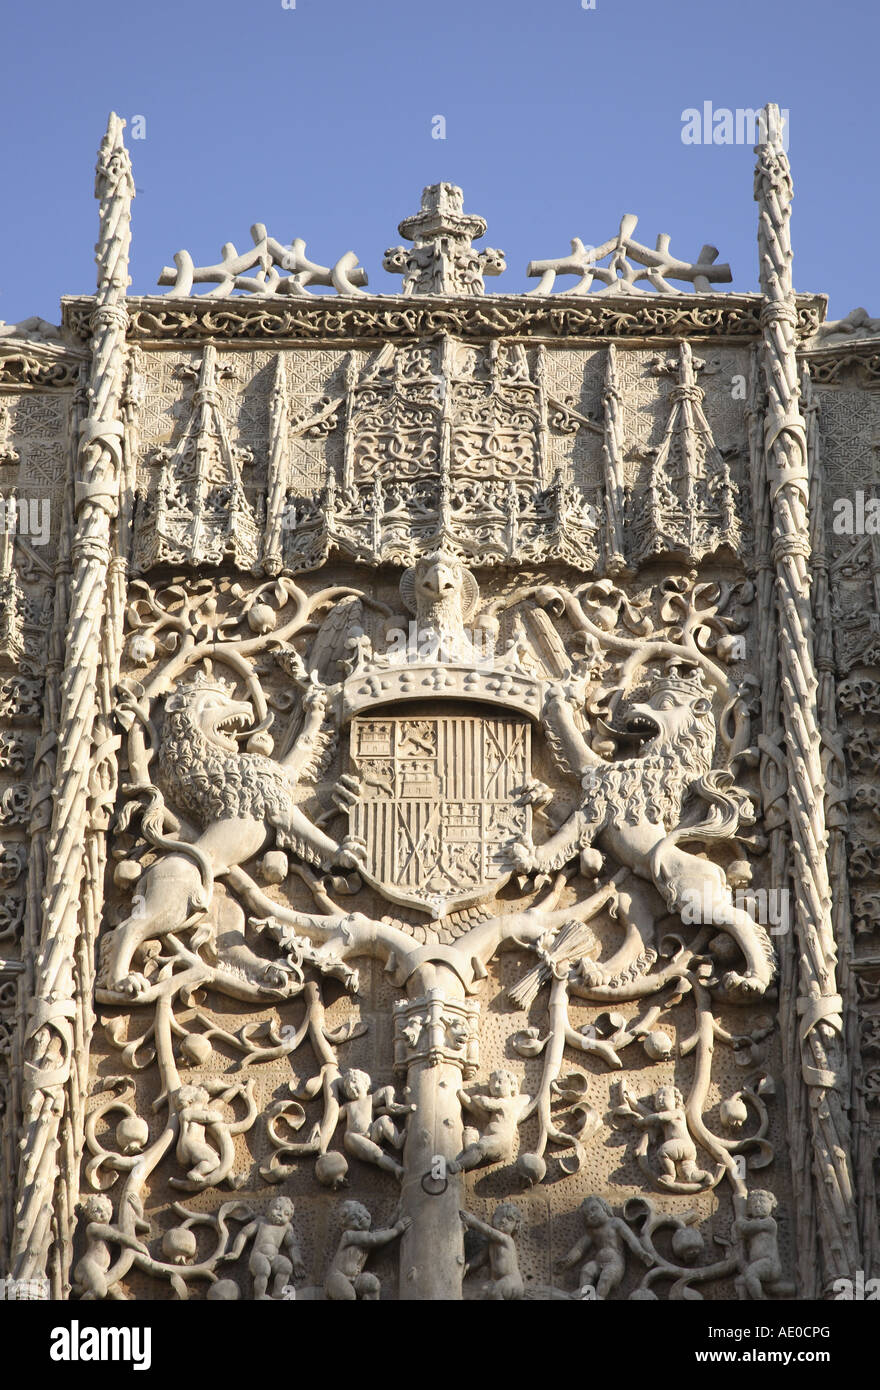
[347,711,532,915]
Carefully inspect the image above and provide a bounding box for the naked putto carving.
[5,108,852,1309]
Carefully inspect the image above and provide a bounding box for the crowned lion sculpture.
[99,672,362,996]
[512,664,775,998]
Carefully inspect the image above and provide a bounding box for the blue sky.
[1,0,876,324]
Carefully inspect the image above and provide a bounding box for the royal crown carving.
[0,106,873,1309]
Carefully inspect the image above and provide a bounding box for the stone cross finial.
[383,183,506,296]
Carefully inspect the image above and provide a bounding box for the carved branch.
[12,113,134,1287]
[755,102,860,1287]
[158,225,368,298]
[526,217,732,296]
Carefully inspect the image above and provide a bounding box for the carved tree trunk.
[10,114,133,1288]
[397,965,469,1299]
[755,102,860,1290]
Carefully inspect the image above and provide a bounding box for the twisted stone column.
[11,114,133,1284]
[754,103,860,1288]
[746,347,817,1289]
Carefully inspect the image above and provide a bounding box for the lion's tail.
[650,769,749,868]
[676,769,747,844]
[752,915,776,974]
[117,782,214,917]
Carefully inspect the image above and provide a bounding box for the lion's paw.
[110,972,151,999]
[721,969,767,999]
[579,847,604,878]
[330,775,361,812]
[508,839,537,873]
[513,778,553,812]
[575,958,608,988]
[337,836,367,871]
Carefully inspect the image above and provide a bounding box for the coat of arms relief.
[347,711,531,913]
[11,113,852,1303]
[85,531,788,1301]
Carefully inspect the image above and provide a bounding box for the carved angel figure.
[733,1190,794,1300]
[337,1068,415,1183]
[324,1202,410,1301]
[72,1195,150,1301]
[460,1203,524,1301]
[615,1084,711,1190]
[170,1078,255,1191]
[448,1070,531,1174]
[243,1196,306,1300]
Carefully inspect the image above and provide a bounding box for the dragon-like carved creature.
[512,663,775,998]
[99,673,363,995]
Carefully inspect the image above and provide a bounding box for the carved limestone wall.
[0,105,873,1301]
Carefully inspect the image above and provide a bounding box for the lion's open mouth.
[600,708,660,755]
[208,707,252,749]
[623,712,660,737]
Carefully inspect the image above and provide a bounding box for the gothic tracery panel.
[0,107,869,1307]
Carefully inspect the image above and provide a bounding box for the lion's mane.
[158,703,291,829]
[582,704,716,831]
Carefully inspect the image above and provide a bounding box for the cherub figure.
[733,1190,795,1300]
[616,1084,711,1189]
[448,1070,531,1174]
[337,1068,414,1183]
[243,1196,306,1300]
[174,1084,223,1184]
[324,1201,410,1301]
[71,1195,150,1301]
[171,1079,253,1190]
[556,1195,651,1299]
[172,1082,241,1191]
[460,1204,524,1301]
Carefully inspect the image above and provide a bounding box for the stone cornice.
[61,291,826,347]
[801,336,880,386]
[0,337,87,390]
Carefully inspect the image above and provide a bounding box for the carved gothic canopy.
[0,112,867,1307]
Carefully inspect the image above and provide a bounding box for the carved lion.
[98,673,360,996]
[513,665,775,998]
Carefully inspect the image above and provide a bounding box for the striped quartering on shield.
[348,713,530,912]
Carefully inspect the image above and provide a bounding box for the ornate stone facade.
[0,104,875,1301]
